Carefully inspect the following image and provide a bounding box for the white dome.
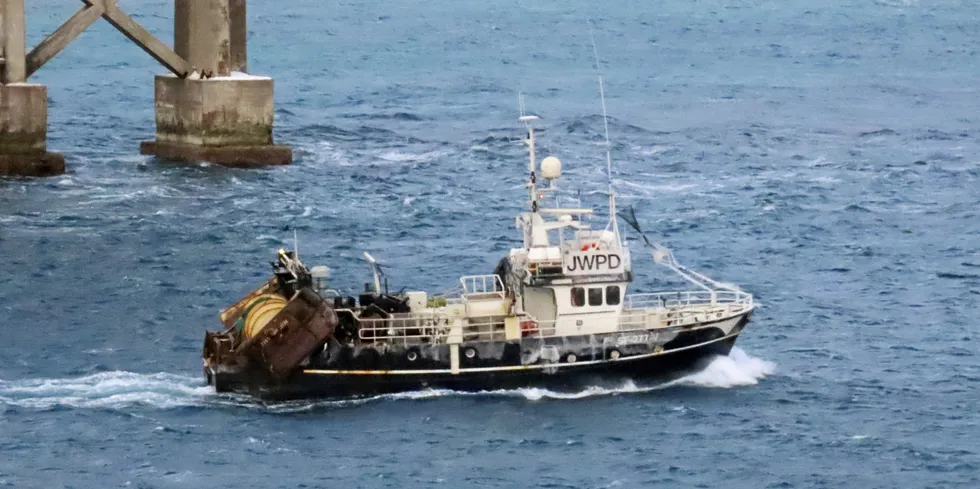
[540,156,562,180]
[311,265,330,278]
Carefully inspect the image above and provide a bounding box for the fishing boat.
[201,105,756,400]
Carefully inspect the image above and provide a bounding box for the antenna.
[293,229,299,259]
[589,25,619,243]
[363,252,383,294]
[518,91,539,213]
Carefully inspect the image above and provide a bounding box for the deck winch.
[236,294,288,338]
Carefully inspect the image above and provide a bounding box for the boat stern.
[202,251,340,395]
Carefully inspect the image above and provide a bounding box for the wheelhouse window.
[606,286,621,306]
[571,287,585,307]
[588,287,603,306]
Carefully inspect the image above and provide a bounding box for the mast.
[519,92,539,213]
[590,29,620,246]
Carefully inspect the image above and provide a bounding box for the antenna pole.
[519,92,539,213]
[590,27,619,243]
[528,124,537,212]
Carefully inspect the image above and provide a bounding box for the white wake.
[0,371,212,410]
[0,347,775,412]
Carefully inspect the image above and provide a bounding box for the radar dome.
[311,265,330,279]
[540,156,562,180]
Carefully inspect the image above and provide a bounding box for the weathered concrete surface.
[175,0,230,77]
[0,84,65,177]
[139,141,290,167]
[3,0,27,83]
[1,5,6,73]
[140,75,291,166]
[150,75,274,146]
[0,84,45,153]
[0,152,66,177]
[229,0,247,73]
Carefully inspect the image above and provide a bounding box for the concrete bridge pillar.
[0,0,65,177]
[140,0,291,166]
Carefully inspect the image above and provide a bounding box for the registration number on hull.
[607,333,651,346]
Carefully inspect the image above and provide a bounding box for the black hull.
[213,330,743,401]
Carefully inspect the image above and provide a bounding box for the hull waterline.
[207,329,743,401]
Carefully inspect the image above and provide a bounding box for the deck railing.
[354,290,753,345]
[623,289,753,310]
[460,274,505,299]
[617,310,649,331]
[356,314,560,345]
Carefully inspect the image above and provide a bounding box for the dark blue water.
[2,0,979,487]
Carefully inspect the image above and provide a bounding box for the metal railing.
[623,289,753,310]
[356,313,558,345]
[356,314,449,344]
[460,274,505,299]
[617,310,648,331]
[617,308,728,330]
[353,290,754,346]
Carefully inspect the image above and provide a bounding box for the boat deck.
[351,289,753,345]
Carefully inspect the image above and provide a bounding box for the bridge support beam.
[141,0,291,166]
[1,0,64,177]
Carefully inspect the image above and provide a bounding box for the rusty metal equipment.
[203,251,338,392]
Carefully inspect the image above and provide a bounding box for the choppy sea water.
[2,0,979,487]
